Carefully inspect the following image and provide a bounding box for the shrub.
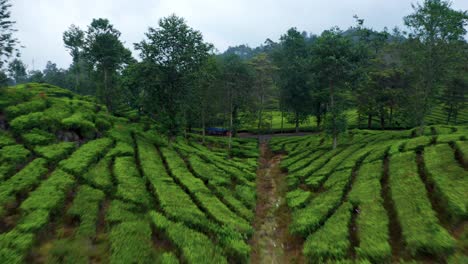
[106,200,141,224]
[149,211,228,264]
[59,138,113,175]
[0,131,16,147]
[21,129,55,146]
[0,230,34,263]
[109,220,154,264]
[389,152,455,256]
[61,113,96,139]
[136,138,209,229]
[68,185,105,238]
[0,158,48,216]
[286,189,312,209]
[113,156,151,207]
[17,209,50,232]
[303,202,352,261]
[106,141,134,157]
[423,144,468,219]
[10,112,56,134]
[33,142,76,163]
[5,98,48,119]
[20,169,75,212]
[160,147,252,235]
[82,156,113,191]
[454,141,468,166]
[290,169,352,236]
[348,161,391,262]
[0,144,30,164]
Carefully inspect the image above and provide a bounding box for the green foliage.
[5,98,49,119]
[21,129,55,146]
[68,185,105,237]
[106,200,140,224]
[106,141,133,157]
[286,189,311,209]
[82,156,113,191]
[290,169,352,236]
[16,209,50,232]
[0,131,15,147]
[149,211,227,264]
[109,220,154,264]
[33,142,76,163]
[0,144,29,163]
[423,144,468,219]
[20,169,75,212]
[403,135,433,151]
[160,147,252,235]
[61,113,97,138]
[389,152,455,256]
[0,230,34,263]
[454,140,468,166]
[348,161,391,262]
[133,14,213,136]
[137,138,209,228]
[59,137,113,175]
[303,202,352,261]
[0,158,48,216]
[113,156,151,207]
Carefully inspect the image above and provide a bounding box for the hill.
[0,83,259,263]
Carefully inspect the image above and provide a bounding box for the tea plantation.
[271,126,468,263]
[1,83,467,263]
[0,84,259,263]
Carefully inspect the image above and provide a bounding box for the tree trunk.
[295,112,299,133]
[281,110,284,134]
[228,97,233,152]
[330,80,337,149]
[367,114,372,129]
[201,108,206,144]
[316,114,321,128]
[258,86,264,130]
[389,106,393,127]
[446,104,453,124]
[104,69,112,112]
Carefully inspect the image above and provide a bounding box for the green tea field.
[0,84,467,263]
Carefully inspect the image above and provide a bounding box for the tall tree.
[135,14,213,137]
[220,54,254,150]
[312,28,364,149]
[249,53,277,130]
[7,58,26,84]
[403,0,468,132]
[84,18,133,112]
[63,25,84,92]
[191,55,220,143]
[275,28,311,133]
[0,0,19,69]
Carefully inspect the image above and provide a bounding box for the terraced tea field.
[0,84,260,263]
[0,84,467,263]
[270,126,468,263]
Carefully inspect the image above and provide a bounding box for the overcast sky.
[12,0,468,70]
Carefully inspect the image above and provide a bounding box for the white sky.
[11,0,468,70]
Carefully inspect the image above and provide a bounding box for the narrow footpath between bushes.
[250,136,303,264]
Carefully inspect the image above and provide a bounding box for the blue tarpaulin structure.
[206,127,230,136]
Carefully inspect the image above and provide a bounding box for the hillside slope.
[271,126,468,263]
[0,83,259,263]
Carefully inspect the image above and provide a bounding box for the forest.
[0,0,467,263]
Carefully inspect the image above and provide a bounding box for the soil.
[250,136,304,264]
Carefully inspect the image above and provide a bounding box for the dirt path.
[250,137,303,264]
